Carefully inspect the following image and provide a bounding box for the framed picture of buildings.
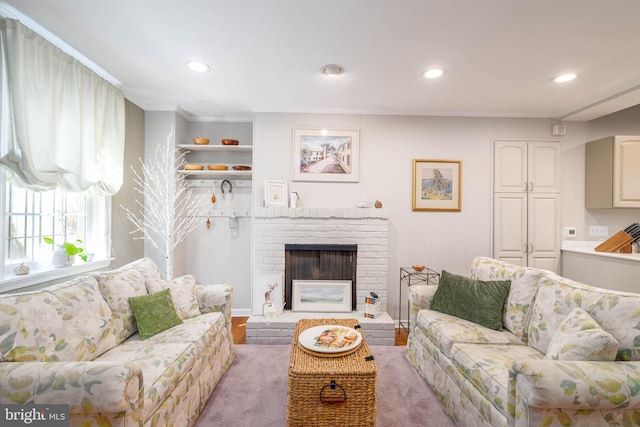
[412,159,462,211]
[292,128,359,182]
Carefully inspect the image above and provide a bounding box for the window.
[5,181,86,264]
[1,171,111,288]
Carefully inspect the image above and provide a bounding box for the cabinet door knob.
[529,182,534,191]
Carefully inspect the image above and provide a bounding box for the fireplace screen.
[285,244,357,311]
[291,280,352,312]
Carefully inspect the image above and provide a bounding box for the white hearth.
[246,311,396,345]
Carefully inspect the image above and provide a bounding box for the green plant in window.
[43,237,88,262]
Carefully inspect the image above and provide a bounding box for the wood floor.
[231,317,408,346]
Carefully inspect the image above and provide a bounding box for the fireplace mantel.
[255,207,388,219]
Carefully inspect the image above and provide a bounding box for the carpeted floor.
[195,344,455,427]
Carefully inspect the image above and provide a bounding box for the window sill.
[0,258,114,293]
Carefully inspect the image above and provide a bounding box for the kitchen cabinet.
[585,136,640,208]
[494,141,560,193]
[177,144,253,180]
[493,140,561,271]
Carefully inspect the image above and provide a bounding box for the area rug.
[195,344,455,427]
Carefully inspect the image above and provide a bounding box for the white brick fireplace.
[253,207,389,313]
[249,207,393,344]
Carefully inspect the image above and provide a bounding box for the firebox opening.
[284,244,357,311]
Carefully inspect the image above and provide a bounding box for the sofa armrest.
[408,285,438,331]
[0,361,143,413]
[508,360,640,425]
[196,284,233,325]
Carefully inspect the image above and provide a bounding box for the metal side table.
[398,267,440,333]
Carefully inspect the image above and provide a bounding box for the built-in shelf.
[178,169,252,178]
[178,144,253,153]
[178,144,253,179]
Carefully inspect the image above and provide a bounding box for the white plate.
[298,325,362,354]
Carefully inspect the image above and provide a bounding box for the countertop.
[561,240,640,263]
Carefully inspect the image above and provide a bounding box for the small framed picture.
[264,180,288,207]
[412,159,462,211]
[291,280,352,312]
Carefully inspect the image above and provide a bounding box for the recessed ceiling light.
[552,73,577,83]
[422,68,446,79]
[185,60,211,73]
[321,64,345,77]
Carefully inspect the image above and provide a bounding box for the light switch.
[588,225,609,237]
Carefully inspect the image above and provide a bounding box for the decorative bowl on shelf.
[232,165,251,171]
[193,137,209,145]
[207,164,229,170]
[184,164,204,170]
[412,264,426,272]
[221,139,239,145]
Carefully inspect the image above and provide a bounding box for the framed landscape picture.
[412,159,462,211]
[291,280,352,312]
[292,128,359,182]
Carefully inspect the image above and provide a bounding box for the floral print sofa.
[407,256,640,427]
[0,258,234,427]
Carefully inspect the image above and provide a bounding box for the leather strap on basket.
[320,380,346,404]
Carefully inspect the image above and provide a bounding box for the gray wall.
[111,99,146,268]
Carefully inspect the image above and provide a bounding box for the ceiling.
[2,0,640,122]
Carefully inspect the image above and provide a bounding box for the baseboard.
[232,308,252,317]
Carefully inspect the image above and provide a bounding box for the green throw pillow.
[129,288,183,340]
[431,270,511,331]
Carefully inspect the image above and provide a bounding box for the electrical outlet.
[588,225,609,237]
[563,226,576,238]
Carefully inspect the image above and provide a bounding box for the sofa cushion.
[0,276,117,362]
[133,312,225,357]
[450,343,543,417]
[471,256,545,341]
[146,275,201,320]
[415,310,524,357]
[96,340,197,422]
[129,289,183,340]
[431,270,511,331]
[544,308,618,361]
[96,266,148,342]
[527,273,640,360]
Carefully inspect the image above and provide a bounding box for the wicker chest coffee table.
[287,318,377,427]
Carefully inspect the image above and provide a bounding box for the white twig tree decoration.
[121,127,200,279]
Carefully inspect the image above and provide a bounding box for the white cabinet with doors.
[585,136,640,208]
[493,141,561,271]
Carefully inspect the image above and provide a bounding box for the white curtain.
[0,18,125,195]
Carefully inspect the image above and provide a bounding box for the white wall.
[253,112,587,321]
[182,121,254,315]
[140,105,640,320]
